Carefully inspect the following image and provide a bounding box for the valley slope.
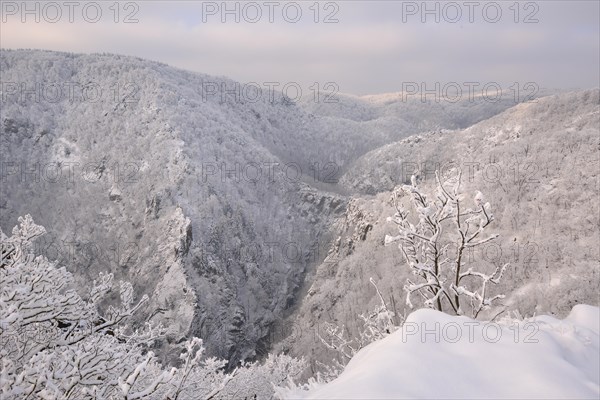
[1,49,584,367]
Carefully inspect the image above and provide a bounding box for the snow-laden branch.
[386,171,508,318]
[1,215,306,399]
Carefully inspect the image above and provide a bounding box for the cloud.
[1,1,598,94]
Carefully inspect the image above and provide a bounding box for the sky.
[1,0,598,95]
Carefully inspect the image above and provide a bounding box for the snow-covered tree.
[385,170,508,318]
[0,215,305,399]
[0,216,174,398]
[216,353,305,399]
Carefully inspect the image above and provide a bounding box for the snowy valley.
[1,49,598,399]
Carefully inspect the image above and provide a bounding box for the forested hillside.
[282,89,599,372]
[1,50,529,364]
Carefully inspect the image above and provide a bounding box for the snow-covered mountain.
[1,49,595,371]
[1,49,346,365]
[281,89,599,371]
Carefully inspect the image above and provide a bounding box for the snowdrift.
[289,305,599,399]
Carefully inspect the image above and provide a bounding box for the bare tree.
[385,171,508,318]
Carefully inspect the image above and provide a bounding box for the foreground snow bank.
[287,305,599,399]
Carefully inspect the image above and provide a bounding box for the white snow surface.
[289,305,599,399]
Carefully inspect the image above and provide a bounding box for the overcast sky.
[1,0,598,95]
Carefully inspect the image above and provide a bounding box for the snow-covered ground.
[286,305,599,399]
